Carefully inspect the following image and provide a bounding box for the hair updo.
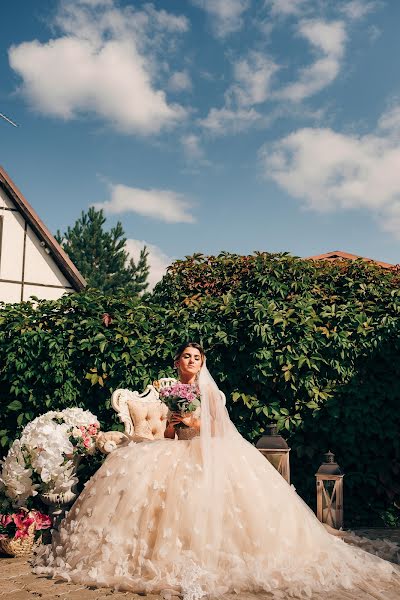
[173,341,205,364]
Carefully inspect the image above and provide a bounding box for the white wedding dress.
[33,366,400,600]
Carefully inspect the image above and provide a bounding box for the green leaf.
[8,400,23,411]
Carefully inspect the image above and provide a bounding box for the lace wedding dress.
[33,365,400,600]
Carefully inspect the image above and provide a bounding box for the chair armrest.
[96,431,130,454]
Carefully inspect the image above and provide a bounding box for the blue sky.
[1,0,400,286]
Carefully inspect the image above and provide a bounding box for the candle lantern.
[315,451,344,529]
[256,424,291,483]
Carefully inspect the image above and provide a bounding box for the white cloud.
[367,25,381,43]
[191,0,250,37]
[200,107,264,135]
[94,183,195,224]
[168,71,192,93]
[228,52,278,107]
[298,19,346,57]
[181,134,208,163]
[340,1,379,20]
[8,0,188,135]
[265,0,307,17]
[260,104,400,236]
[377,104,400,136]
[200,51,276,135]
[125,239,171,290]
[279,19,347,101]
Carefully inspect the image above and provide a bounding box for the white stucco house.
[0,166,86,303]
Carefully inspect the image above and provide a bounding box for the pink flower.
[30,511,51,530]
[83,438,91,448]
[0,515,12,527]
[13,513,35,539]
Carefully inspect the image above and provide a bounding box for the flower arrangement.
[159,382,201,427]
[0,508,51,557]
[0,408,100,507]
[0,509,51,541]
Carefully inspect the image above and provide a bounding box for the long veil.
[186,360,244,580]
[186,360,400,600]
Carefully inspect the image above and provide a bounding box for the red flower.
[13,512,35,539]
[0,515,12,527]
[30,511,51,530]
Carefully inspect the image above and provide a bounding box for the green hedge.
[0,252,399,526]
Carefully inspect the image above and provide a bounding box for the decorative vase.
[0,525,36,558]
[39,456,81,529]
[176,426,200,440]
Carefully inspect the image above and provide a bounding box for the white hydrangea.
[61,408,99,428]
[0,408,100,505]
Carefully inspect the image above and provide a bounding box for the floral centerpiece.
[0,408,100,508]
[159,382,201,430]
[0,508,51,557]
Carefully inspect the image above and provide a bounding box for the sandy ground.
[0,529,399,600]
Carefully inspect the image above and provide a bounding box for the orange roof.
[307,250,393,269]
[0,166,86,291]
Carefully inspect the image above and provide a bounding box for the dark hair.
[173,341,205,363]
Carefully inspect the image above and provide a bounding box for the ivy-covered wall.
[0,253,399,526]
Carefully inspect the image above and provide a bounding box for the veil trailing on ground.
[193,360,400,598]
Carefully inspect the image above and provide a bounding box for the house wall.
[0,186,74,302]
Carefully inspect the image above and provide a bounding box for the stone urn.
[39,456,81,529]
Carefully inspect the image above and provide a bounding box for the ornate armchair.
[96,378,176,454]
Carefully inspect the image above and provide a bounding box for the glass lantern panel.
[322,480,338,527]
[267,453,282,471]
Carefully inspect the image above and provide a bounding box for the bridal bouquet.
[159,382,201,426]
[0,408,100,507]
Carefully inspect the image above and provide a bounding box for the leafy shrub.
[153,252,400,526]
[0,252,399,526]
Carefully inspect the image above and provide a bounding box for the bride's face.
[176,347,203,380]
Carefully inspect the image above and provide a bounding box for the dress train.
[33,435,400,599]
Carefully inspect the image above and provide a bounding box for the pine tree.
[56,207,149,294]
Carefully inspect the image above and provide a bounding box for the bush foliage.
[0,252,399,526]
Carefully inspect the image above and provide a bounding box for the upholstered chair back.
[127,400,169,439]
[111,378,176,441]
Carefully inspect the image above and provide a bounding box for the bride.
[33,342,399,599]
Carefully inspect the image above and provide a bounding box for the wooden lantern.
[316,451,344,529]
[256,424,291,484]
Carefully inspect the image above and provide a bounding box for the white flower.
[0,407,100,504]
[0,440,38,505]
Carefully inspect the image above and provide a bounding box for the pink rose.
[83,438,91,448]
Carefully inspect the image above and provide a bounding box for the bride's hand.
[168,412,184,427]
[168,412,200,430]
[181,414,201,430]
